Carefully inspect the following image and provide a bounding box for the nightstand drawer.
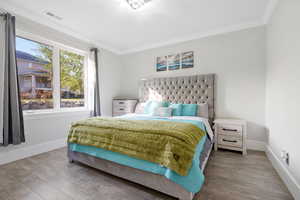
[112,98,138,117]
[219,124,242,137]
[214,119,247,155]
[113,100,137,108]
[218,135,242,148]
[113,106,131,113]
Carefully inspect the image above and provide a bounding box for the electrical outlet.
[281,150,290,166]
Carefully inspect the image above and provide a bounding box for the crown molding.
[263,0,279,24]
[1,1,272,55]
[119,21,264,55]
[0,1,121,54]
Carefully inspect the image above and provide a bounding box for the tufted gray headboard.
[139,74,215,122]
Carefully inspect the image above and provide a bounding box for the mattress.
[68,114,213,193]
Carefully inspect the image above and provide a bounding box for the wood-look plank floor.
[0,148,294,200]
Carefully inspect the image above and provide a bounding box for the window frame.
[16,30,90,115]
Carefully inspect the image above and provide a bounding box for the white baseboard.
[266,145,300,199]
[0,138,67,165]
[247,139,266,151]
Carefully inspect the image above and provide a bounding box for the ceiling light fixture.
[126,0,148,10]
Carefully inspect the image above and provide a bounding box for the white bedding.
[170,116,214,141]
[120,113,214,141]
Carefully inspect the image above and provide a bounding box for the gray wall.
[120,27,267,142]
[266,1,300,186]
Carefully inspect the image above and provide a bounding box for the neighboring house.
[16,50,52,99]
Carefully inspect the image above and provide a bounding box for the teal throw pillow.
[169,104,183,116]
[181,104,198,116]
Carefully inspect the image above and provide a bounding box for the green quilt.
[68,117,205,176]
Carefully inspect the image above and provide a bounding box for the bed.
[68,74,215,200]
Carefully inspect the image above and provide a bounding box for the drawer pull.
[119,102,125,104]
[223,139,237,143]
[119,108,125,111]
[222,128,238,132]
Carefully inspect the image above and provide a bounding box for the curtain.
[0,14,5,145]
[91,48,101,116]
[0,13,25,146]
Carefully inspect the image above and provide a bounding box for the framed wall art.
[167,54,180,71]
[156,56,167,72]
[156,51,194,72]
[181,51,194,69]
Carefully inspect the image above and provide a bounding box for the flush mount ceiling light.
[126,0,150,10]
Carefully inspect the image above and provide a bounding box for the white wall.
[120,27,267,142]
[0,112,90,164]
[0,13,122,163]
[16,14,122,117]
[266,0,300,194]
[99,49,122,116]
[15,14,122,118]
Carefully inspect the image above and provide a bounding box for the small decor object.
[181,51,194,69]
[167,54,180,71]
[156,56,167,72]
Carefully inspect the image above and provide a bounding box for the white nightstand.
[214,119,247,156]
[112,98,138,117]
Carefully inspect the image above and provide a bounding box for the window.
[16,34,88,113]
[16,37,54,110]
[60,50,85,108]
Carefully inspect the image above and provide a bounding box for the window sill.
[23,109,91,120]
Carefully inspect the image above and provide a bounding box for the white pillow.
[153,107,172,117]
[135,102,145,114]
[197,103,209,118]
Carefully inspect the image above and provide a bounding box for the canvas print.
[181,51,194,69]
[156,56,167,72]
[167,54,180,70]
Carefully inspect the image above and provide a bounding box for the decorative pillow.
[153,107,172,117]
[162,101,170,107]
[182,104,198,116]
[144,101,165,115]
[134,102,145,114]
[169,104,183,116]
[197,103,209,118]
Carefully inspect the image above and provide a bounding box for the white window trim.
[16,30,92,116]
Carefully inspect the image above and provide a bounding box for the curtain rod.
[90,48,98,52]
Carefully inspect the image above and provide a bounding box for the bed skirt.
[68,147,195,200]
